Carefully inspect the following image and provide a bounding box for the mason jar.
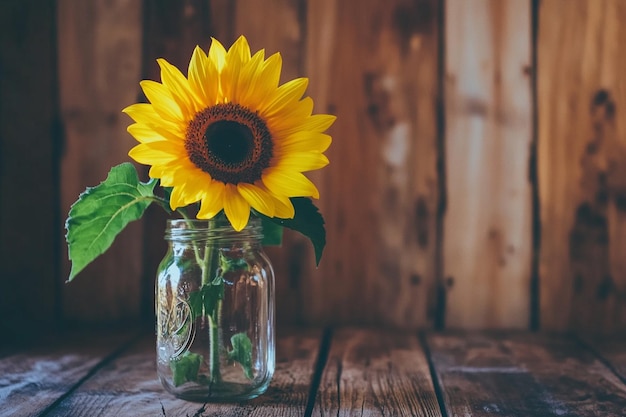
[155,217,275,401]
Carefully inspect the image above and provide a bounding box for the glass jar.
[156,217,275,401]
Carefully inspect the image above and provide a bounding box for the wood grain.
[428,332,626,416]
[0,0,59,339]
[313,328,441,416]
[4,329,626,415]
[303,0,441,328]
[0,330,134,417]
[538,0,626,334]
[45,329,322,417]
[443,0,533,329]
[58,0,144,322]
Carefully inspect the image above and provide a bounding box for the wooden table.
[2,328,626,416]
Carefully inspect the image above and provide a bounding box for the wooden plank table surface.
[1,328,625,417]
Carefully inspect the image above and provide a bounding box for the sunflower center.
[205,121,254,165]
[185,103,273,184]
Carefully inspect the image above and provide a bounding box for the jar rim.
[166,216,261,228]
[164,216,263,242]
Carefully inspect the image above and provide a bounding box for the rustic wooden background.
[2,0,625,339]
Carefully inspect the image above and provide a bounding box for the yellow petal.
[169,187,184,209]
[140,80,184,122]
[307,114,336,132]
[197,181,225,219]
[222,37,253,101]
[260,53,282,89]
[270,194,295,219]
[208,38,227,72]
[157,158,203,186]
[241,52,282,107]
[166,167,210,209]
[223,184,250,231]
[177,171,209,203]
[262,168,320,199]
[266,97,314,134]
[122,103,153,122]
[127,123,163,143]
[157,58,200,116]
[237,183,275,217]
[275,132,332,153]
[128,142,183,165]
[148,164,170,180]
[261,78,309,116]
[169,182,200,209]
[123,104,183,136]
[151,124,185,144]
[127,123,184,145]
[188,46,219,106]
[280,114,336,137]
[188,46,208,87]
[232,49,265,103]
[150,163,184,185]
[227,35,252,65]
[274,152,329,172]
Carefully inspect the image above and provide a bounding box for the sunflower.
[124,36,335,231]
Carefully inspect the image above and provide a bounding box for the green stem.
[174,209,223,384]
[201,239,221,383]
[208,310,221,382]
[150,195,172,212]
[178,209,204,267]
[201,243,211,286]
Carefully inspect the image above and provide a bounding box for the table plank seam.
[335,354,343,414]
[420,331,450,417]
[574,334,626,387]
[304,326,333,417]
[37,333,141,417]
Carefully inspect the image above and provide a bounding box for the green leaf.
[219,252,249,274]
[260,198,326,266]
[170,351,203,386]
[161,186,173,201]
[160,186,174,214]
[187,280,224,320]
[65,163,157,281]
[260,215,283,246]
[228,333,253,379]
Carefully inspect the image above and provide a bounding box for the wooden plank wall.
[0,0,60,340]
[57,0,144,323]
[302,0,441,328]
[538,0,626,333]
[443,0,532,329]
[3,0,626,336]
